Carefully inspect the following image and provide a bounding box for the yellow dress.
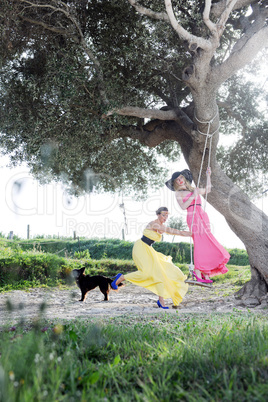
[124,229,188,306]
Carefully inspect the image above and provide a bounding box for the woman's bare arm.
[175,189,198,210]
[198,167,212,195]
[163,226,192,236]
[147,220,191,236]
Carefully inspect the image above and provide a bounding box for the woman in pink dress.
[165,168,229,283]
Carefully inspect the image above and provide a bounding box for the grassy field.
[1,242,266,401]
[1,263,268,401]
[1,312,268,401]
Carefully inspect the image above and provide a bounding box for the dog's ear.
[80,267,86,274]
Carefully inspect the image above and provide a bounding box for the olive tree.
[0,0,267,306]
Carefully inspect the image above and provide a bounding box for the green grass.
[0,313,268,401]
[210,265,251,285]
[179,263,251,296]
[0,279,65,293]
[0,259,266,401]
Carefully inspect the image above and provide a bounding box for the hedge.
[0,245,136,288]
[14,238,192,263]
[14,238,249,266]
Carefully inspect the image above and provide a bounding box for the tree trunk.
[207,163,268,306]
[179,92,268,306]
[235,266,268,307]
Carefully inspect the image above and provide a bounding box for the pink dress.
[184,193,230,277]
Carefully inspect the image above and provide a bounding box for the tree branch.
[118,120,191,148]
[213,23,268,85]
[230,7,268,54]
[127,0,169,22]
[103,105,198,140]
[19,16,74,37]
[217,0,239,36]
[18,0,70,18]
[118,124,171,147]
[203,0,217,35]
[218,101,247,135]
[164,0,212,50]
[17,0,110,106]
[127,0,214,51]
[211,0,256,18]
[103,106,178,120]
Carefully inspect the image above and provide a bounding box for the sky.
[2,154,267,249]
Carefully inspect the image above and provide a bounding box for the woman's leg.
[159,296,166,307]
[111,273,125,290]
[116,274,125,286]
[193,269,213,283]
[157,296,169,309]
[194,269,202,278]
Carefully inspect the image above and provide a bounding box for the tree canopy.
[0,0,267,198]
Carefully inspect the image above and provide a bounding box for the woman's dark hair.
[156,207,168,215]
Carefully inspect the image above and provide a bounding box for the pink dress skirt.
[184,193,230,277]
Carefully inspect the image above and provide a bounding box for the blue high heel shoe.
[157,300,169,309]
[111,273,123,290]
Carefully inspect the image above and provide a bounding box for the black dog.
[71,267,123,302]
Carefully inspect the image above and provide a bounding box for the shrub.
[17,238,192,262]
[73,250,91,260]
[227,248,249,266]
[0,244,136,290]
[0,248,68,285]
[6,238,249,265]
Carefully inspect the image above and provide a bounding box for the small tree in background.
[167,216,188,243]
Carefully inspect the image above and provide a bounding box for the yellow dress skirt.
[124,229,188,306]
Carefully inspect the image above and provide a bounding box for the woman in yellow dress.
[111,207,192,309]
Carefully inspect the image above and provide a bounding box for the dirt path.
[0,282,267,325]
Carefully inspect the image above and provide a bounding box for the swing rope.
[188,108,219,276]
[119,191,128,237]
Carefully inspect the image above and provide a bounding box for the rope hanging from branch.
[187,108,220,285]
